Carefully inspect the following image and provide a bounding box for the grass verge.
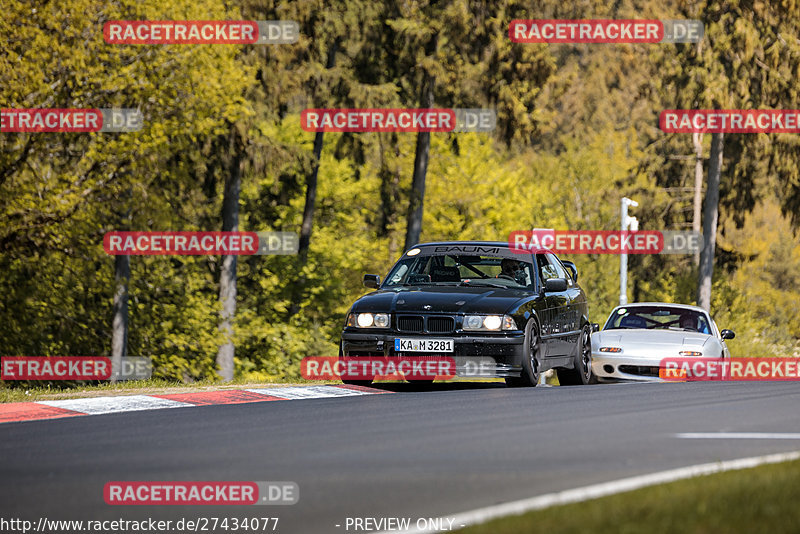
[458,457,800,534]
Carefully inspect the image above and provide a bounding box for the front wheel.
[558,324,595,386]
[506,321,541,387]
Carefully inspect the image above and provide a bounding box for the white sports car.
[591,302,735,382]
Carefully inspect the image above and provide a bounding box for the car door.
[552,254,584,349]
[536,253,572,358]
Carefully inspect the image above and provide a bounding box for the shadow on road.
[366,380,508,393]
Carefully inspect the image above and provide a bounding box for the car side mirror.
[562,260,578,282]
[544,277,568,292]
[721,329,735,340]
[363,274,380,289]
[591,323,600,333]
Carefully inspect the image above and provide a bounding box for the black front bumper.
[340,329,525,378]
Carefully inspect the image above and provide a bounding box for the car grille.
[427,316,455,334]
[397,315,424,333]
[619,365,661,377]
[396,315,455,334]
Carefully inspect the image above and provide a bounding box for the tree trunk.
[697,132,723,311]
[110,253,130,383]
[298,130,325,261]
[297,38,340,261]
[403,73,435,251]
[216,128,243,382]
[287,39,340,318]
[692,132,703,266]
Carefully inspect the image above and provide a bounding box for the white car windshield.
[605,306,711,334]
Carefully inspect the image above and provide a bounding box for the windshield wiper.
[459,280,508,289]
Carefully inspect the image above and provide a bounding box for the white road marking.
[38,395,194,415]
[246,386,368,399]
[377,450,800,534]
[677,432,800,440]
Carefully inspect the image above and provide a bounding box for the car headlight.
[483,315,502,330]
[463,314,517,331]
[464,315,483,329]
[347,313,390,328]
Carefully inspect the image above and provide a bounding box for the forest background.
[2,0,799,383]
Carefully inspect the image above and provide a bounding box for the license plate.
[659,367,688,380]
[394,338,454,353]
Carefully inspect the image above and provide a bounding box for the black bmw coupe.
[340,241,595,387]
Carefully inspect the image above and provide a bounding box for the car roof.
[414,241,512,247]
[411,241,551,254]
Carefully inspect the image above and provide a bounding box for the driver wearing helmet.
[497,258,522,281]
[679,313,697,331]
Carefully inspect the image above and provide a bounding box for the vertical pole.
[620,198,628,306]
[619,197,638,305]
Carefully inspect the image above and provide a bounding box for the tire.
[409,378,435,389]
[558,324,595,386]
[409,379,435,384]
[342,379,374,387]
[506,320,541,387]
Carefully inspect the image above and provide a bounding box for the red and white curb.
[0,384,387,424]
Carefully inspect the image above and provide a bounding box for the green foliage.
[2,0,799,389]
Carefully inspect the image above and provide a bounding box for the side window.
[537,254,557,280]
[545,254,569,281]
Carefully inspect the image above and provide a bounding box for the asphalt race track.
[3,381,800,533]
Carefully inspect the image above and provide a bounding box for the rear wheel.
[558,324,595,385]
[408,378,435,389]
[506,321,541,387]
[341,379,374,387]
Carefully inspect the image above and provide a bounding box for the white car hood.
[593,329,715,352]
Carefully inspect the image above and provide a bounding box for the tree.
[697,132,723,310]
[0,0,254,376]
[216,127,245,381]
[653,0,800,309]
[390,0,557,251]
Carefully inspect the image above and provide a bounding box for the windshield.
[604,306,711,334]
[383,253,535,289]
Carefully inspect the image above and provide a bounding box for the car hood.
[592,329,717,349]
[351,285,533,315]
